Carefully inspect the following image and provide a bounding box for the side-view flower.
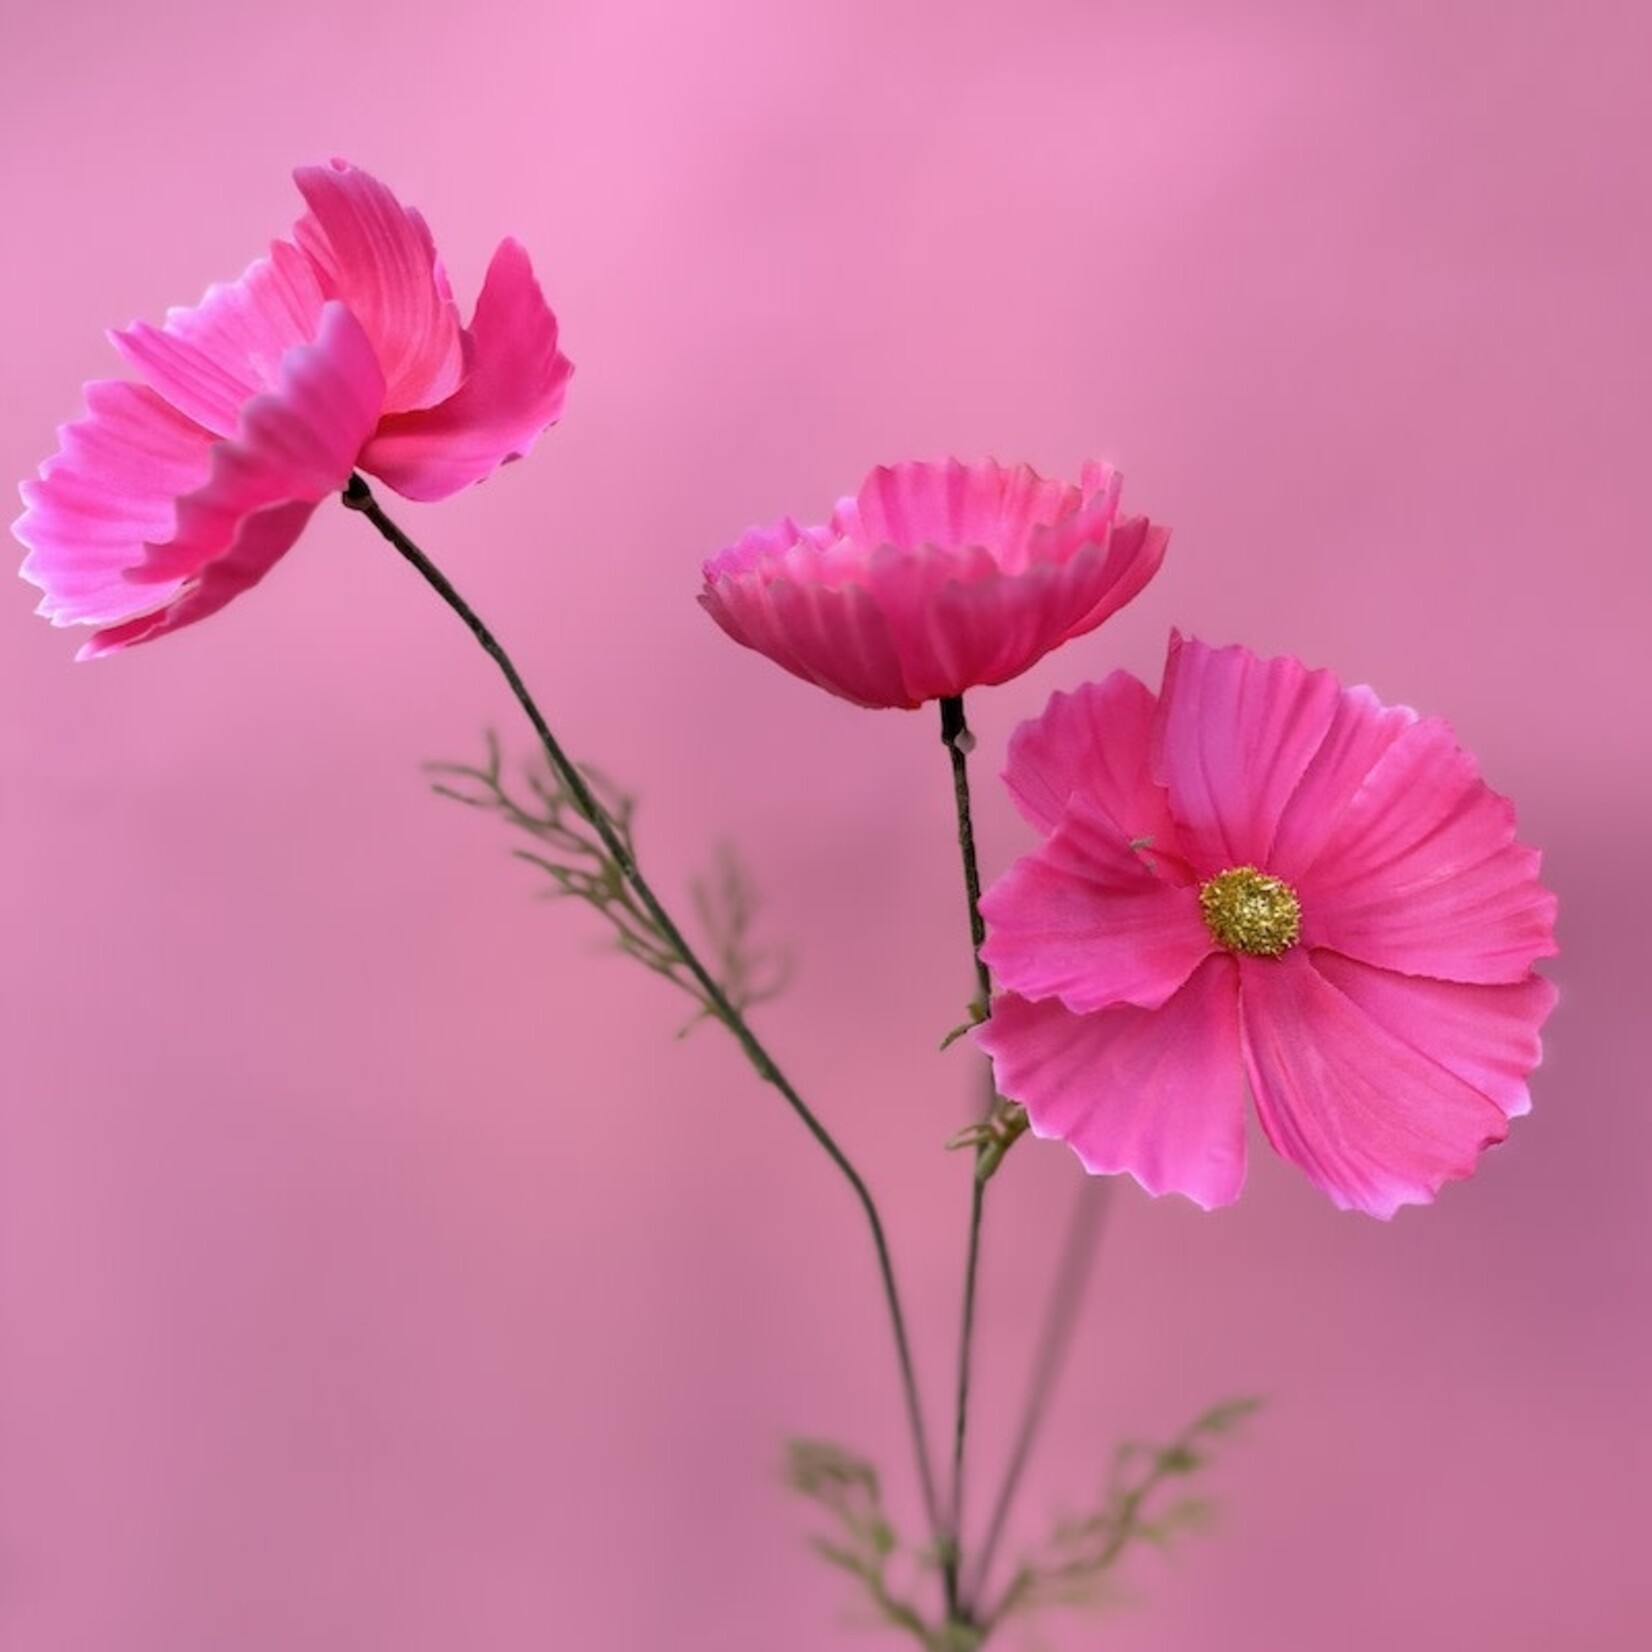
[975,634,1559,1217]
[700,456,1168,708]
[15,158,570,657]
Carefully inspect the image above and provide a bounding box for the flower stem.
[966,1177,1113,1604]
[343,474,943,1542]
[939,695,991,1010]
[945,1173,987,1625]
[937,693,994,1628]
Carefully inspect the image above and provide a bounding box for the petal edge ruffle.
[1299,717,1558,983]
[17,381,216,627]
[1154,634,1341,872]
[292,159,465,414]
[1003,673,1190,880]
[976,956,1246,1207]
[980,798,1214,1011]
[360,238,572,502]
[1238,949,1513,1217]
[79,303,385,654]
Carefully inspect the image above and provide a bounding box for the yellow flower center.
[1198,866,1302,957]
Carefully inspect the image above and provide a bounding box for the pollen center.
[1198,866,1302,957]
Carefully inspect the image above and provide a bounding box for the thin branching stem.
[343,474,942,1542]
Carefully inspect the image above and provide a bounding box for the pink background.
[2,1,1648,1647]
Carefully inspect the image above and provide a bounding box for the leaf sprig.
[429,733,788,1032]
[784,1438,973,1650]
[979,1396,1263,1632]
[786,1398,1261,1647]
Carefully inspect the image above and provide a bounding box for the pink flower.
[699,458,1168,709]
[974,635,1558,1217]
[16,159,571,658]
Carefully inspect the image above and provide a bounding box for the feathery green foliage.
[429,734,787,1032]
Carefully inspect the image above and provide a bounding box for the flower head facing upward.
[974,634,1559,1218]
[16,159,571,657]
[700,458,1169,709]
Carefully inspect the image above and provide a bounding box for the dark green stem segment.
[342,474,943,1542]
[939,695,992,1009]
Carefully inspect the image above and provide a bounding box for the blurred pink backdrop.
[2,1,1648,1647]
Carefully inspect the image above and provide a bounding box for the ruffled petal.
[846,523,1160,705]
[1311,952,1557,1121]
[291,159,465,414]
[1298,718,1558,983]
[700,461,1165,707]
[78,303,385,655]
[873,544,1117,703]
[1154,635,1341,872]
[16,382,216,627]
[109,240,326,437]
[77,498,322,657]
[976,956,1246,1207]
[1267,681,1419,882]
[845,457,1097,565]
[979,798,1215,1011]
[1238,950,1513,1217]
[1002,674,1191,880]
[1063,512,1170,633]
[700,543,911,707]
[360,238,572,501]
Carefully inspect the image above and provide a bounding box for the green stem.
[344,474,943,1542]
[945,1174,987,1625]
[939,695,991,1010]
[937,693,992,1628]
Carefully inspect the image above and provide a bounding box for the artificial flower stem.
[938,693,995,1628]
[938,691,1026,1179]
[344,474,944,1541]
[944,1173,987,1627]
[939,695,992,1009]
[966,1178,1112,1604]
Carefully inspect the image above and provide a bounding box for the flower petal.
[291,159,465,414]
[877,516,1167,705]
[867,542,1134,704]
[1002,674,1190,880]
[845,457,1099,563]
[976,956,1246,1207]
[700,538,911,707]
[1267,681,1419,882]
[1298,717,1558,983]
[78,303,385,655]
[17,382,216,627]
[109,240,326,438]
[1154,635,1341,871]
[1311,952,1557,1121]
[77,498,323,657]
[980,798,1214,1011]
[360,238,572,501]
[1065,511,1170,632]
[1238,949,1513,1217]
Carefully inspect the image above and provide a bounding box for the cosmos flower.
[700,457,1167,709]
[974,634,1558,1217]
[16,159,571,657]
